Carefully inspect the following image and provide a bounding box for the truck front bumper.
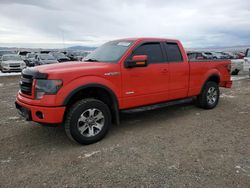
[15,99,66,124]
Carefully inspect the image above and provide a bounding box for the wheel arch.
[206,74,220,84]
[200,73,220,94]
[63,84,120,125]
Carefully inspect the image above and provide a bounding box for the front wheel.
[197,81,220,109]
[64,98,111,145]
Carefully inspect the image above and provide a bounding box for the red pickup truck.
[16,38,232,144]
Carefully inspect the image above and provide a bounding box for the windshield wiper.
[84,58,99,62]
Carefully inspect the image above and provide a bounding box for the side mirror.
[125,55,148,68]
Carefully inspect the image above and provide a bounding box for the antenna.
[60,30,65,50]
[62,31,65,49]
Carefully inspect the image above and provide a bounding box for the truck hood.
[33,61,116,80]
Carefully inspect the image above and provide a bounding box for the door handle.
[161,69,168,73]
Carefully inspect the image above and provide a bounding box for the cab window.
[132,42,164,63]
[165,43,183,62]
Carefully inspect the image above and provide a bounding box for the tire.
[197,81,220,109]
[64,98,111,145]
[231,69,239,75]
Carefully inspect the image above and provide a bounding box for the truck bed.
[188,59,231,96]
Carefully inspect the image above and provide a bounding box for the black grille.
[10,64,20,68]
[20,73,33,96]
[19,68,48,96]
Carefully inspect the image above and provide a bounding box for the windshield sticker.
[117,42,131,47]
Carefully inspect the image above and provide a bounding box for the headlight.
[35,79,63,99]
[1,62,8,67]
[21,62,26,66]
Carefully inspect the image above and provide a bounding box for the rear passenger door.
[163,42,189,100]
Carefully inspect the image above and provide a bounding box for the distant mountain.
[67,46,96,51]
[187,45,250,52]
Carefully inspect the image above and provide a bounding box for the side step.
[121,97,194,113]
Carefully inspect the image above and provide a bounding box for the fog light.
[36,111,44,119]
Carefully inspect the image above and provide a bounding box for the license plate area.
[15,102,32,121]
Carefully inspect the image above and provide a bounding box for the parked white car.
[231,59,244,75]
[0,54,26,72]
[0,50,15,58]
[211,52,226,59]
[244,49,250,75]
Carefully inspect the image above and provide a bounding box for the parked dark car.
[24,53,36,67]
[18,51,31,60]
[66,51,90,61]
[40,50,51,54]
[187,52,205,60]
[49,52,71,62]
[33,54,59,66]
[202,52,214,59]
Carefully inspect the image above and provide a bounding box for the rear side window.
[165,43,183,62]
[132,43,164,63]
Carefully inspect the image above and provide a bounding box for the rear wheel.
[64,98,111,145]
[231,69,239,75]
[197,81,220,109]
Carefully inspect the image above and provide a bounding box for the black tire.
[64,98,111,145]
[197,81,220,109]
[231,69,239,75]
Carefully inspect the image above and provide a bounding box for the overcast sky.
[0,0,250,48]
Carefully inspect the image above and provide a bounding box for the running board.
[121,97,194,113]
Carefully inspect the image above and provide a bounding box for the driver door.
[121,42,169,109]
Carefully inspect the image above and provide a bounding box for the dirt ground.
[0,76,250,188]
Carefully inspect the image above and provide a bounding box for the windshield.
[19,51,29,56]
[27,53,36,58]
[84,40,134,62]
[2,55,22,61]
[53,53,66,58]
[0,51,15,56]
[39,54,56,60]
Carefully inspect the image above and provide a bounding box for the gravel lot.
[0,76,250,188]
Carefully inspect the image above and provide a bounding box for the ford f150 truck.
[15,38,232,145]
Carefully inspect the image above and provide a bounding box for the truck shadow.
[14,100,197,148]
[118,101,195,129]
